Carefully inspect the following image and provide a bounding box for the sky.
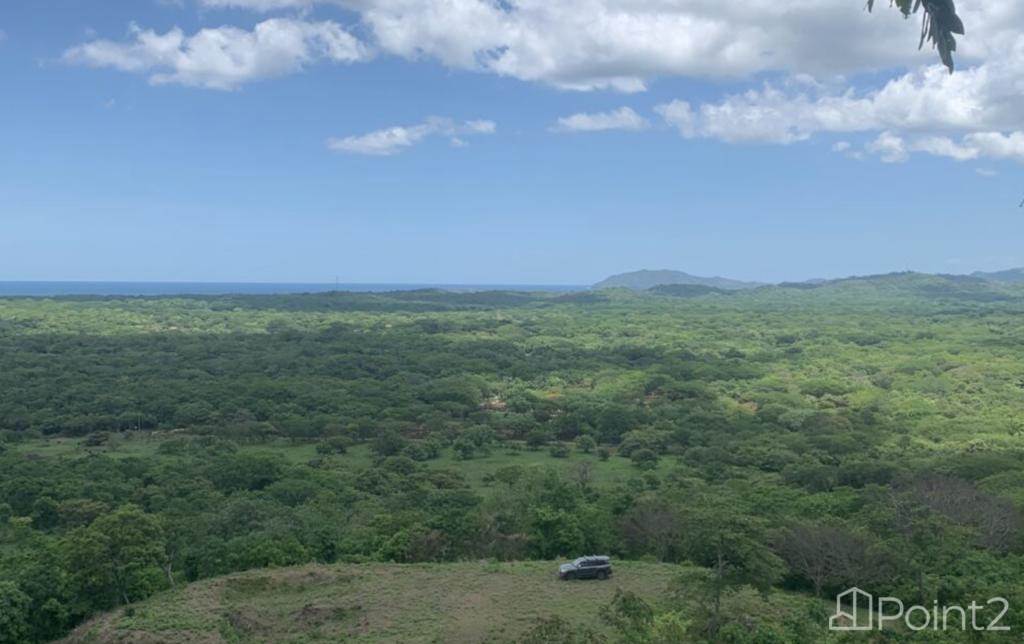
[1,0,1023,285]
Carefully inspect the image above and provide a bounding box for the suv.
[557,556,612,580]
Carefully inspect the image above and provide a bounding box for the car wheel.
[597,570,608,580]
[564,572,575,581]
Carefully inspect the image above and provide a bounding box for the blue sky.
[1,1,1022,285]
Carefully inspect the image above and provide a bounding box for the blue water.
[0,281,587,297]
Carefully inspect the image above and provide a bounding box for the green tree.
[549,443,571,458]
[371,428,408,459]
[678,499,785,638]
[64,505,167,610]
[575,435,597,453]
[630,448,659,470]
[0,582,31,644]
[601,589,655,643]
[520,615,605,644]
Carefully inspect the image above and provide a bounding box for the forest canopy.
[2,277,1023,641]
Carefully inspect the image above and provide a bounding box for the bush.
[403,439,441,461]
[575,435,597,453]
[631,448,659,470]
[521,615,605,644]
[316,436,350,455]
[526,429,552,450]
[618,430,669,458]
[452,437,476,460]
[549,443,570,459]
[371,429,408,458]
[597,447,611,461]
[83,432,109,447]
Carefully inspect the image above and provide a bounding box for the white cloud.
[866,132,908,164]
[963,131,1024,160]
[653,29,1024,163]
[327,117,496,156]
[832,141,851,153]
[553,107,648,133]
[64,1,1024,166]
[63,19,368,90]
[859,131,1024,164]
[911,136,980,161]
[463,119,496,134]
[975,168,998,177]
[200,0,1011,91]
[67,1,1024,95]
[202,0,316,9]
[654,101,696,138]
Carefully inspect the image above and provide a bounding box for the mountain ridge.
[594,268,1024,291]
[593,269,764,291]
[972,267,1024,284]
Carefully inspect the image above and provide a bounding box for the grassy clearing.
[62,560,761,643]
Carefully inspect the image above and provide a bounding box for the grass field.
[62,560,819,643]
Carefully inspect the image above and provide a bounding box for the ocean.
[0,282,587,297]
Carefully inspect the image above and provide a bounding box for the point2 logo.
[829,587,1010,632]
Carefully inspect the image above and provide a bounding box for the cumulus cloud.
[200,0,319,8]
[202,0,316,9]
[64,1,1024,165]
[856,131,1024,164]
[866,131,909,164]
[190,1,1024,90]
[189,0,953,91]
[63,18,368,90]
[553,107,648,133]
[654,31,1024,163]
[327,117,496,155]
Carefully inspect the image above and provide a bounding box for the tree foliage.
[869,0,965,72]
[2,282,1024,639]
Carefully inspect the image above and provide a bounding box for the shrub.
[316,436,350,455]
[402,441,437,462]
[575,435,597,453]
[452,437,476,460]
[631,449,659,470]
[526,429,551,450]
[549,443,570,459]
[84,432,109,448]
[371,429,408,458]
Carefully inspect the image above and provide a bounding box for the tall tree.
[63,505,167,610]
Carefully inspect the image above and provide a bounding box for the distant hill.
[594,269,763,291]
[771,271,1017,303]
[972,267,1024,284]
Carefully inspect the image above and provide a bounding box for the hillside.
[973,267,1024,284]
[64,561,695,643]
[789,271,1018,301]
[647,283,732,298]
[593,269,763,291]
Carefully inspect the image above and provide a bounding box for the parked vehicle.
[557,556,612,580]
